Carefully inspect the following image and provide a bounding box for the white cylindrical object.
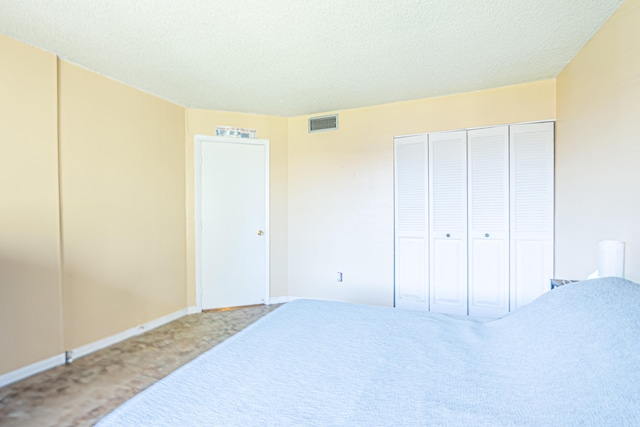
[598,240,625,278]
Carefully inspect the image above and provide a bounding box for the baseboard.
[0,353,66,389]
[268,296,291,304]
[3,304,228,388]
[187,305,201,314]
[73,307,190,360]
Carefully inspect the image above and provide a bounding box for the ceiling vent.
[308,114,338,133]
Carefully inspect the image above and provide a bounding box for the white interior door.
[467,126,510,318]
[200,139,268,309]
[429,131,468,316]
[394,135,429,311]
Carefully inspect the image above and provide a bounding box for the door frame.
[194,134,270,310]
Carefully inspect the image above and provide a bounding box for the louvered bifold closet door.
[467,126,510,318]
[394,135,429,311]
[429,131,468,316]
[510,122,554,310]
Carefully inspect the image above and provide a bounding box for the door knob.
[257,230,264,236]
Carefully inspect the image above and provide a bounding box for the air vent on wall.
[308,114,338,133]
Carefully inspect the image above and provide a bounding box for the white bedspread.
[97,277,640,426]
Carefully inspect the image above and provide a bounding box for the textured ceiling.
[0,0,624,116]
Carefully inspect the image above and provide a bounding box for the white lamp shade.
[598,240,625,278]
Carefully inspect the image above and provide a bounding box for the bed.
[97,277,640,426]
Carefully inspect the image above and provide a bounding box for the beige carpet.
[0,304,280,427]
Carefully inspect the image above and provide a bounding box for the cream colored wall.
[288,80,556,306]
[556,0,640,282]
[8,16,615,377]
[0,35,63,374]
[2,33,287,375]
[58,61,187,349]
[184,109,288,303]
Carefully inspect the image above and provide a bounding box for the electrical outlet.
[337,272,343,282]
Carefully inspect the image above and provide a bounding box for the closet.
[394,122,554,317]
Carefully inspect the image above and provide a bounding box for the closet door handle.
[446,233,451,238]
[485,233,490,238]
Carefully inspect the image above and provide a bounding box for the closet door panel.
[429,131,467,316]
[394,135,429,311]
[432,239,465,305]
[470,238,508,312]
[513,239,552,307]
[510,122,554,310]
[467,126,510,318]
[396,238,427,305]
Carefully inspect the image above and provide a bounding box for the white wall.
[287,81,556,306]
[555,0,640,282]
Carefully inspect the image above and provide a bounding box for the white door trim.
[194,135,270,310]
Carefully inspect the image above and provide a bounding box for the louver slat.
[396,142,426,233]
